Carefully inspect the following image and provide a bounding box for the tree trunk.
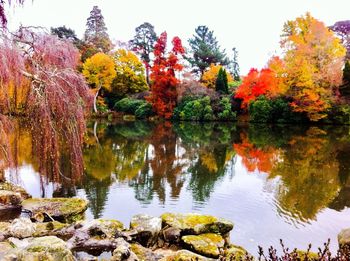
[146,66,150,86]
[93,86,102,113]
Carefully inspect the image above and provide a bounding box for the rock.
[224,244,251,260]
[295,250,319,260]
[111,238,139,261]
[0,242,13,260]
[338,228,350,247]
[0,190,22,206]
[0,182,31,199]
[22,197,88,223]
[3,236,75,261]
[85,219,124,238]
[130,214,162,247]
[159,249,215,261]
[9,218,36,238]
[0,222,10,239]
[34,221,73,239]
[7,237,31,248]
[161,213,233,235]
[130,243,162,261]
[162,227,181,243]
[67,219,124,254]
[181,233,225,258]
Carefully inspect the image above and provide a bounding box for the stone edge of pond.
[1,181,349,261]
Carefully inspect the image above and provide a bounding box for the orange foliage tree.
[234,68,283,109]
[281,13,346,121]
[148,32,185,119]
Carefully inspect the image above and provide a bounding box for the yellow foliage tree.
[201,64,233,89]
[111,49,148,97]
[82,52,116,113]
[281,13,346,121]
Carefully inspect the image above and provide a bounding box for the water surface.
[3,120,350,255]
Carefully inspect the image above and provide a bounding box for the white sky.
[6,0,350,74]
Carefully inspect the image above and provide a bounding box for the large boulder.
[130,214,162,247]
[2,236,75,261]
[22,197,88,223]
[181,233,225,258]
[159,250,216,261]
[161,213,233,235]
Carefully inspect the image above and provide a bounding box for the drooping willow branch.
[0,26,93,181]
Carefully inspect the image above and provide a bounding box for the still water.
[3,120,350,255]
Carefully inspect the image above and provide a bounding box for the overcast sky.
[6,0,350,74]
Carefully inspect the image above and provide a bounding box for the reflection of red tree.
[148,122,185,201]
[233,133,280,173]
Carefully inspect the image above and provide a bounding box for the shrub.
[218,97,236,121]
[114,97,145,114]
[173,96,214,121]
[249,96,272,123]
[135,102,154,119]
[249,96,305,123]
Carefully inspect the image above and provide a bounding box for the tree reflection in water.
[2,119,350,223]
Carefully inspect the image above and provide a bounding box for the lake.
[3,119,350,255]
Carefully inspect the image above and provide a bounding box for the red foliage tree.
[148,32,185,119]
[235,68,282,109]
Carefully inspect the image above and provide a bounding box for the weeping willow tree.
[0,27,93,178]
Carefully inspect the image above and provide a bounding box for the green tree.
[215,67,228,94]
[129,22,157,85]
[51,26,81,46]
[229,47,240,81]
[187,25,229,77]
[341,60,350,97]
[83,6,112,55]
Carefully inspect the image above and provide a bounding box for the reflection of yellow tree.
[270,127,340,221]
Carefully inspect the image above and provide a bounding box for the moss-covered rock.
[0,190,22,206]
[22,197,88,223]
[33,221,71,238]
[130,243,162,261]
[130,214,162,247]
[85,219,124,239]
[295,250,319,260]
[161,213,233,235]
[0,182,31,200]
[3,236,74,261]
[338,228,350,247]
[181,233,224,258]
[224,244,252,260]
[159,249,215,261]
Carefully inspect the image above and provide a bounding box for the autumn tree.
[0,27,92,175]
[83,5,112,59]
[235,68,283,109]
[148,32,185,119]
[187,25,229,77]
[201,64,233,89]
[111,49,148,97]
[330,20,350,60]
[129,22,157,85]
[281,13,346,121]
[82,53,116,113]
